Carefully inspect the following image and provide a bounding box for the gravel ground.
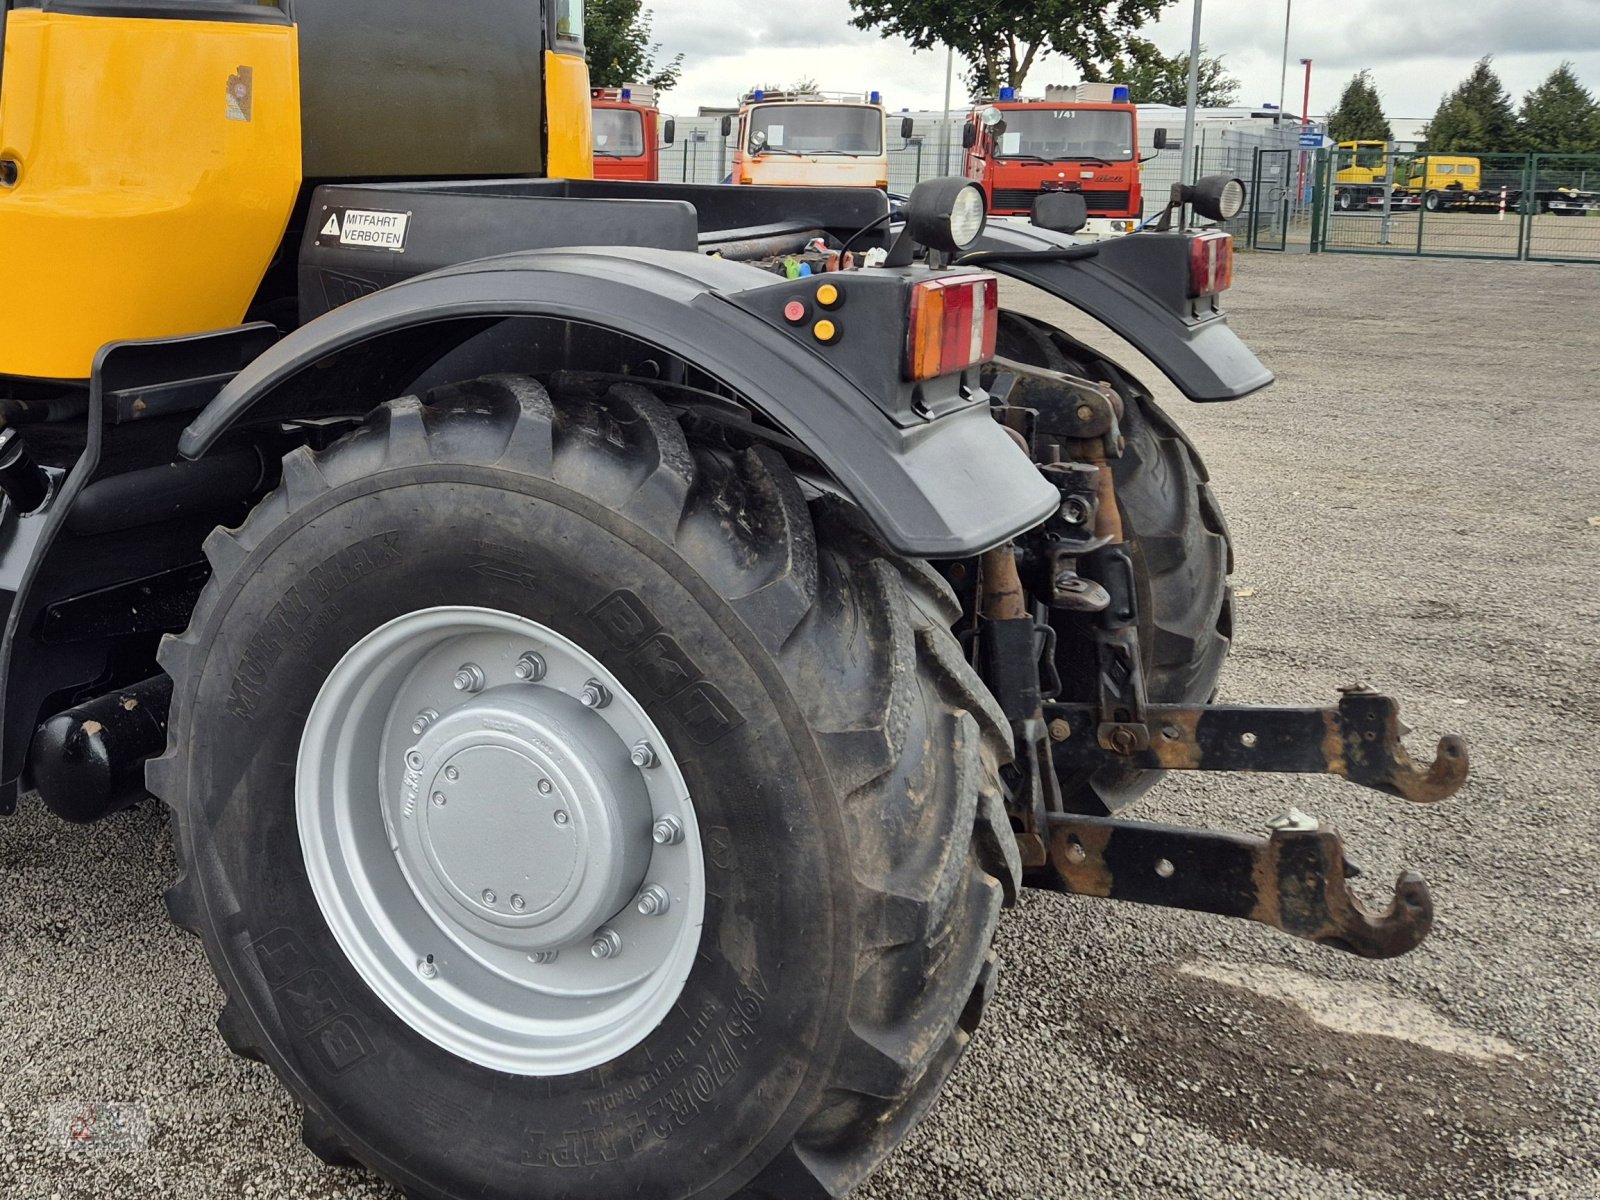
[2,252,1598,1199]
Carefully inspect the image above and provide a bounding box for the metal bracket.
[1047,813,1433,959]
[1047,688,1468,805]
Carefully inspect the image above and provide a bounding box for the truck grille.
[992,187,1133,214]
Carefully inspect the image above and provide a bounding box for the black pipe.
[30,675,174,824]
[0,428,51,514]
[66,446,269,536]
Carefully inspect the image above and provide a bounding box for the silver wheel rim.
[297,605,705,1076]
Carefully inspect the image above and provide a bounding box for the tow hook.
[1047,812,1433,959]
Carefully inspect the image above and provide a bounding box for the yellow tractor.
[0,4,1466,1199]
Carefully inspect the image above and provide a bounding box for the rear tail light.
[906,275,999,381]
[1187,230,1233,298]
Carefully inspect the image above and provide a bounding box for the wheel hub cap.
[400,690,652,950]
[297,606,705,1076]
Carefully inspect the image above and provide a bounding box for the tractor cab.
[0,0,593,381]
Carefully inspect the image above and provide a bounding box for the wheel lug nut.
[538,779,554,796]
[630,741,658,769]
[553,810,570,826]
[411,709,439,736]
[514,652,547,683]
[453,663,486,694]
[579,679,611,709]
[636,884,671,916]
[590,928,623,959]
[405,750,424,771]
[510,894,526,912]
[444,766,459,782]
[652,815,684,846]
[528,950,559,965]
[418,957,438,979]
[481,889,497,906]
[431,791,447,808]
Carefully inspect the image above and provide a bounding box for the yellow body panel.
[544,51,594,180]
[0,12,301,380]
[1404,157,1482,192]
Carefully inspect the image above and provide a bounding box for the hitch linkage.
[1046,688,1469,805]
[1047,813,1434,959]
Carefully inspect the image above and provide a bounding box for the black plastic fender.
[181,247,1059,558]
[964,221,1274,402]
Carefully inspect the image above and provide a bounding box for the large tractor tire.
[996,311,1234,813]
[149,376,1021,1200]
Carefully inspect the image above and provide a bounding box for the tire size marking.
[250,928,376,1077]
[523,975,769,1168]
[585,589,745,746]
[226,532,403,719]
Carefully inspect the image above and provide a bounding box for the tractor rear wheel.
[995,311,1234,813]
[149,375,1020,1200]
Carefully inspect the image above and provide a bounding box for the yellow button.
[816,283,841,308]
[813,319,838,343]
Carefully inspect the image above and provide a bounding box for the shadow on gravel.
[1080,963,1563,1198]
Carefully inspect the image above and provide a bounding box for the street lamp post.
[1296,58,1313,205]
[1276,0,1291,125]
[1180,0,1204,187]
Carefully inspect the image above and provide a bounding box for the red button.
[783,300,807,323]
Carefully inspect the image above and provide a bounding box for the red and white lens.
[1187,230,1234,298]
[906,275,999,382]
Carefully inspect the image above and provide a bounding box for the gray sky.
[648,0,1600,120]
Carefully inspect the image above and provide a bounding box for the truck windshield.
[748,105,882,156]
[593,108,645,157]
[993,109,1134,162]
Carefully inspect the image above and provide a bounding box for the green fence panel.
[1525,154,1600,263]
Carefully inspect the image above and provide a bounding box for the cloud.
[647,0,1600,119]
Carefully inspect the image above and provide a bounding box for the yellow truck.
[1333,141,1598,215]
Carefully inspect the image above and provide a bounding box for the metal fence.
[1312,150,1600,263]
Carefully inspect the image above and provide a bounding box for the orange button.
[816,283,841,308]
[813,319,839,344]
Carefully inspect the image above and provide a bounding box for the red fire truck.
[591,85,675,182]
[963,84,1157,239]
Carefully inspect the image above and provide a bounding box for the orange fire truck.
[591,85,675,182]
[963,84,1156,239]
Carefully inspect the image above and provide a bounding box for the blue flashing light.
[870,90,882,105]
[621,87,632,101]
[998,86,1017,101]
[754,89,765,101]
[1112,85,1130,103]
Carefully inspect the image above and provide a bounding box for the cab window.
[550,0,584,50]
[593,108,645,157]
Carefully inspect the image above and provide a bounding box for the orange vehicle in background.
[963,84,1156,239]
[591,85,675,181]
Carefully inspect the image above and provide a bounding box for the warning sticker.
[316,208,411,252]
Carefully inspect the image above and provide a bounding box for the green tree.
[1102,40,1239,107]
[1326,70,1392,143]
[847,0,1171,99]
[1421,57,1517,152]
[584,0,683,92]
[1517,63,1599,153]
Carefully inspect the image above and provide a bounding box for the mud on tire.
[148,374,1021,1200]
